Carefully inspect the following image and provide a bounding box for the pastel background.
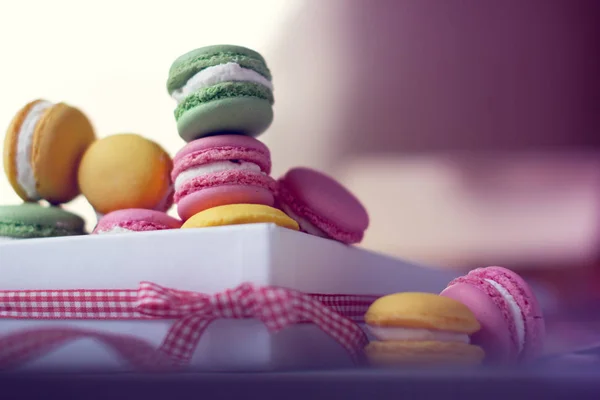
[1,0,599,310]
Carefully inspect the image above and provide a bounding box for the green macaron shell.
[177,97,273,142]
[174,81,274,120]
[167,45,272,94]
[0,203,86,239]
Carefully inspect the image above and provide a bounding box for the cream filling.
[280,203,328,238]
[16,100,53,199]
[367,326,471,343]
[96,226,135,235]
[485,278,526,353]
[174,160,264,191]
[171,62,273,104]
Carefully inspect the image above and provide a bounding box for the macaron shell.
[3,100,41,201]
[365,341,485,366]
[277,167,369,243]
[77,134,173,215]
[440,282,513,364]
[33,103,96,204]
[472,266,546,362]
[365,292,481,334]
[0,203,86,238]
[176,97,273,142]
[181,204,299,230]
[176,185,274,221]
[444,273,520,361]
[94,209,182,233]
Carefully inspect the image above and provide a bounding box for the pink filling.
[172,147,271,181]
[174,170,276,203]
[276,182,363,244]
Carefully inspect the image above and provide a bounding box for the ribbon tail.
[295,296,370,366]
[0,327,176,371]
[159,315,215,365]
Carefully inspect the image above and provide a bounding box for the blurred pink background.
[0,0,598,329]
[264,0,600,321]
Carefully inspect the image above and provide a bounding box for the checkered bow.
[136,282,369,364]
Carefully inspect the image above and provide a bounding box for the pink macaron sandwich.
[440,266,546,364]
[275,167,369,244]
[171,135,276,221]
[92,209,182,235]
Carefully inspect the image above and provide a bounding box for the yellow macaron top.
[77,133,172,214]
[182,204,300,231]
[365,292,481,334]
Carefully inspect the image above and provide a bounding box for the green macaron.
[0,203,86,240]
[167,45,274,142]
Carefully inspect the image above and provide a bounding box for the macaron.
[3,99,96,204]
[181,204,299,231]
[0,203,86,240]
[440,266,546,364]
[276,167,369,244]
[92,209,182,235]
[364,292,485,366]
[172,134,276,221]
[167,45,274,141]
[77,134,174,215]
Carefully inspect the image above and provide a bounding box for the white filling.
[367,326,470,344]
[16,100,53,199]
[96,226,135,235]
[485,278,526,353]
[174,160,263,191]
[280,203,328,238]
[171,62,273,104]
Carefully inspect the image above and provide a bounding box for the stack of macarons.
[2,43,370,243]
[2,100,95,240]
[363,266,546,367]
[167,45,369,243]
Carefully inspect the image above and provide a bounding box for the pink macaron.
[276,167,369,244]
[440,266,546,364]
[171,135,276,221]
[92,209,182,234]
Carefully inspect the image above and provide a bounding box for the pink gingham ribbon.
[0,282,376,370]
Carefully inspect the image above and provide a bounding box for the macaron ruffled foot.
[167,45,274,142]
[364,292,485,367]
[93,209,182,235]
[440,266,546,364]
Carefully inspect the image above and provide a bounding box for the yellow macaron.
[77,133,173,215]
[181,204,300,230]
[364,292,485,366]
[3,99,96,204]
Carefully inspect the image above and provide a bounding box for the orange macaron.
[77,133,173,215]
[3,99,96,204]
